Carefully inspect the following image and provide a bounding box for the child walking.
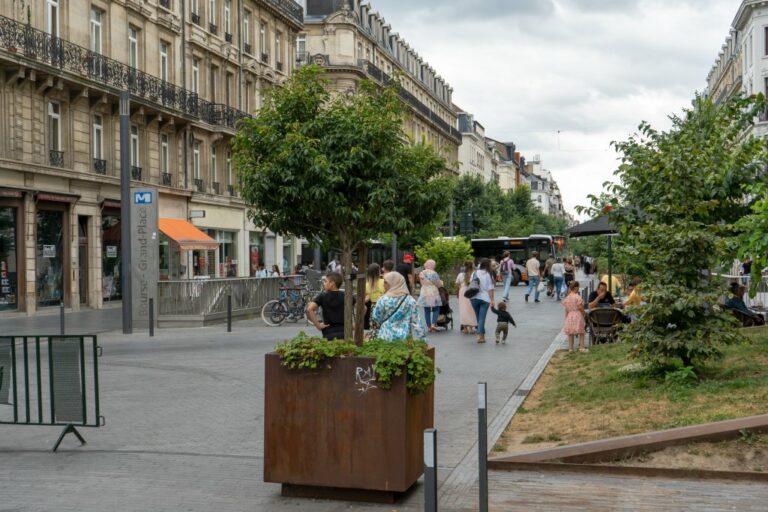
[562,281,587,352]
[490,302,516,344]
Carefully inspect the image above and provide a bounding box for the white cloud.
[371,0,736,217]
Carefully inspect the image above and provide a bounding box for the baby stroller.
[435,287,454,330]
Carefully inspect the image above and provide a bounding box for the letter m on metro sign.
[134,191,153,204]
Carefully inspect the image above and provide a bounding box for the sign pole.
[119,91,132,334]
[424,428,438,512]
[478,382,488,512]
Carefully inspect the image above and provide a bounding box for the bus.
[471,234,565,284]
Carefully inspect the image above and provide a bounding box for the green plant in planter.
[274,334,437,395]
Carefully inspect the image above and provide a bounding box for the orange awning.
[159,218,220,251]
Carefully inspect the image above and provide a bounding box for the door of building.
[78,216,88,305]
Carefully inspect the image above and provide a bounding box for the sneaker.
[535,299,541,303]
[501,338,506,344]
[495,338,500,344]
[503,297,508,303]
[525,294,529,303]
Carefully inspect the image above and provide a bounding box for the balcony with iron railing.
[261,0,304,28]
[191,12,200,25]
[49,150,64,167]
[131,166,142,180]
[227,184,235,196]
[162,172,172,186]
[225,32,232,43]
[244,43,252,54]
[261,53,269,64]
[159,0,170,8]
[276,61,283,72]
[0,14,251,131]
[93,158,107,174]
[209,23,217,35]
[212,181,220,194]
[194,178,204,192]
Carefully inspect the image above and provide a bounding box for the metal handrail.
[157,276,291,316]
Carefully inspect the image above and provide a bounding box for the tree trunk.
[341,246,354,341]
[354,244,368,346]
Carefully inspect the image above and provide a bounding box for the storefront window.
[159,233,183,280]
[218,230,237,277]
[102,213,121,300]
[36,209,64,307]
[249,232,264,277]
[282,238,293,274]
[0,207,18,311]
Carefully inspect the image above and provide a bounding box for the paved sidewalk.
[0,283,563,511]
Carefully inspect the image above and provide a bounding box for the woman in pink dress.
[562,281,588,352]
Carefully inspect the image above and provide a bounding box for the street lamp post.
[120,91,133,334]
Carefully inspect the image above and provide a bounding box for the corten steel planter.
[264,348,435,503]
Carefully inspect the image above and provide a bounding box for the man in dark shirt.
[306,272,345,340]
[725,283,765,326]
[396,254,415,294]
[588,282,615,309]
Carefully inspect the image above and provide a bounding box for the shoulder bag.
[464,272,480,299]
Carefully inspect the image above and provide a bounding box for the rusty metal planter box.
[263,348,435,502]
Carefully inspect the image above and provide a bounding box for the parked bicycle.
[261,281,319,327]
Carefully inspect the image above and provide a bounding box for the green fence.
[0,335,103,451]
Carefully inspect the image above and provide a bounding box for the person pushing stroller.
[490,302,516,344]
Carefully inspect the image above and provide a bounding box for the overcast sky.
[367,0,737,217]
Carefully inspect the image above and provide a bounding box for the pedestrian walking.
[364,263,385,330]
[370,271,426,342]
[564,257,576,287]
[418,259,444,333]
[396,254,416,294]
[525,251,542,303]
[543,255,555,297]
[500,251,515,303]
[551,257,565,300]
[470,258,495,343]
[455,260,478,334]
[490,302,516,344]
[563,281,587,353]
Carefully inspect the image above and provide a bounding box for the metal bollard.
[149,298,154,337]
[478,382,488,512]
[424,428,438,512]
[60,302,65,336]
[227,294,232,333]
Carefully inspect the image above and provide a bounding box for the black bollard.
[478,382,488,512]
[227,294,232,333]
[60,302,65,335]
[424,428,438,512]
[149,298,154,337]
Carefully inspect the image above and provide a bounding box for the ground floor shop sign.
[131,188,158,328]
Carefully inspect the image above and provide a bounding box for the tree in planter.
[583,94,768,369]
[233,65,452,343]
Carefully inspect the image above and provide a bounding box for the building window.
[160,41,169,82]
[48,101,61,151]
[225,72,232,106]
[128,25,139,69]
[130,125,139,167]
[297,34,306,61]
[90,8,102,54]
[275,31,282,66]
[211,146,217,183]
[243,12,251,48]
[244,81,251,113]
[161,134,169,174]
[47,0,59,37]
[208,0,216,25]
[210,65,218,102]
[193,141,200,179]
[224,0,231,36]
[93,114,103,159]
[260,21,267,57]
[226,150,232,184]
[191,58,200,93]
[765,26,768,56]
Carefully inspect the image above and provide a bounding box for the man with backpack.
[500,251,516,303]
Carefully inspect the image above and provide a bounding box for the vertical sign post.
[60,302,65,335]
[424,428,438,512]
[130,187,159,329]
[478,382,488,512]
[119,91,133,334]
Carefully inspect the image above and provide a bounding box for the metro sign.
[134,191,153,204]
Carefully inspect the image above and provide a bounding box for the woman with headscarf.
[371,272,427,342]
[418,259,444,333]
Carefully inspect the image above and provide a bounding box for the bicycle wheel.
[262,300,289,326]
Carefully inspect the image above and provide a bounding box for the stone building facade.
[300,0,461,173]
[0,0,303,314]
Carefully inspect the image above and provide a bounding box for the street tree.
[584,94,768,369]
[233,65,452,342]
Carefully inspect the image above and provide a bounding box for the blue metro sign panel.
[133,191,153,204]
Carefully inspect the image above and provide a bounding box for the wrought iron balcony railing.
[159,0,170,8]
[131,166,142,181]
[212,181,220,194]
[276,61,283,72]
[194,178,204,192]
[0,15,251,130]
[93,158,107,174]
[191,12,200,24]
[261,52,269,63]
[244,43,252,54]
[49,150,64,167]
[227,184,235,196]
[295,51,308,66]
[162,172,172,186]
[225,32,232,43]
[262,0,304,27]
[209,23,217,35]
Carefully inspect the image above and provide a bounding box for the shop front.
[0,189,23,312]
[101,201,122,301]
[35,193,77,308]
[158,218,220,279]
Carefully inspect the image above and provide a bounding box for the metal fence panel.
[158,277,288,316]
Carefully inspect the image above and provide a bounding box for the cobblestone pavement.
[3,275,763,511]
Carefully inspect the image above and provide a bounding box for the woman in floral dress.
[562,281,587,352]
[418,260,444,333]
[371,272,426,342]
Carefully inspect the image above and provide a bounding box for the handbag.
[464,272,480,299]
[537,280,546,293]
[368,296,407,340]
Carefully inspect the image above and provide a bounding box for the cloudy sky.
[366,0,737,217]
